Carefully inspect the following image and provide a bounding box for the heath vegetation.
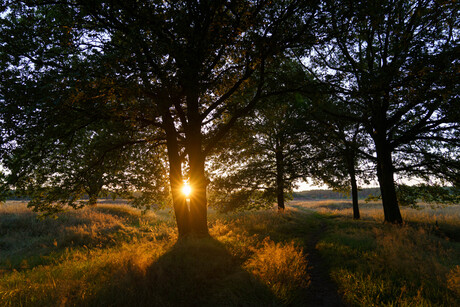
[1,200,459,306]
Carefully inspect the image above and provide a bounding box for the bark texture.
[275,146,285,211]
[344,148,360,220]
[375,142,403,224]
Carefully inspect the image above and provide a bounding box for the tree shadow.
[84,236,279,307]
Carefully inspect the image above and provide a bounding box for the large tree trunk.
[88,193,98,207]
[275,146,285,211]
[87,181,102,207]
[344,146,360,219]
[163,112,191,238]
[375,143,403,224]
[186,95,209,236]
[187,134,209,236]
[347,160,360,220]
[169,151,192,237]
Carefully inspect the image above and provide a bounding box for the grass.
[0,200,459,306]
[292,200,460,306]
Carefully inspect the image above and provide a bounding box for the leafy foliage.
[301,0,460,222]
[396,184,460,208]
[0,1,319,230]
[209,59,313,211]
[0,0,458,226]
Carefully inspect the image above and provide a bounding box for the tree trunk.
[347,162,360,220]
[87,181,102,207]
[344,148,360,219]
[163,112,191,238]
[88,193,98,207]
[169,153,192,237]
[186,95,209,236]
[375,144,403,224]
[275,145,285,211]
[188,146,209,236]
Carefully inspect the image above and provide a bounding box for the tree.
[306,110,373,220]
[396,183,460,208]
[2,112,169,214]
[0,1,319,236]
[301,0,459,223]
[209,75,312,212]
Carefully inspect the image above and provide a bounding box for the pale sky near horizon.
[294,181,328,191]
[294,176,432,192]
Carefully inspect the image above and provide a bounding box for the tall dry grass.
[294,200,460,306]
[245,238,310,303]
[1,200,458,306]
[0,201,310,306]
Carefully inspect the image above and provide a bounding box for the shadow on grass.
[84,236,278,307]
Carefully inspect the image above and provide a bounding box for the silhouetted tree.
[306,114,373,219]
[0,0,319,235]
[301,0,459,223]
[208,59,316,212]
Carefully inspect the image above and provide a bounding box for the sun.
[182,183,192,197]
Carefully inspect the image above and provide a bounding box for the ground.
[305,221,344,306]
[0,199,459,306]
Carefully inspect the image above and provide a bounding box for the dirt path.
[304,222,346,307]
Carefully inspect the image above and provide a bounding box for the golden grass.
[245,238,309,303]
[293,200,460,306]
[1,200,459,306]
[0,202,311,306]
[447,265,460,296]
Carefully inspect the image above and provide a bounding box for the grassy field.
[0,200,459,306]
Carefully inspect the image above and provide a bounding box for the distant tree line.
[293,188,382,201]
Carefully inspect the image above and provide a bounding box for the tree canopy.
[208,58,313,212]
[0,0,458,232]
[301,0,459,223]
[0,0,319,235]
